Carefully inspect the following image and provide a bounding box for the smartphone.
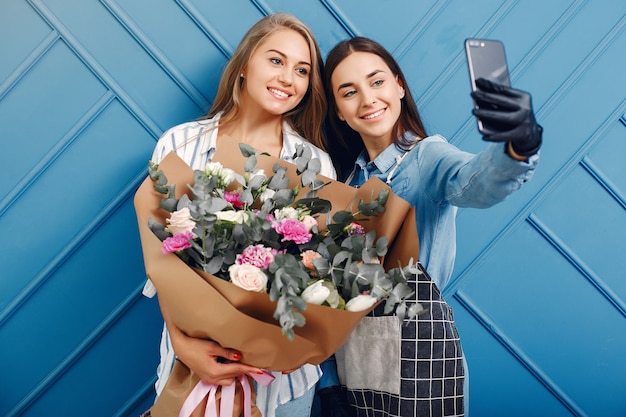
[464,38,510,134]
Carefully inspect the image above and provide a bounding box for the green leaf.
[160,198,178,212]
[248,174,265,190]
[268,171,289,189]
[295,156,308,173]
[238,143,257,157]
[332,210,355,224]
[272,189,295,206]
[307,158,321,174]
[375,236,389,256]
[244,155,257,172]
[204,255,223,274]
[294,197,331,214]
[301,169,317,187]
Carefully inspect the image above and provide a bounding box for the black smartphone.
[464,38,510,133]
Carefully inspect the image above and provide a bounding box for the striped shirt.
[142,114,336,417]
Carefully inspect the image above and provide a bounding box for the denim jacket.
[347,133,539,291]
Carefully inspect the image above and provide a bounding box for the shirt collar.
[355,142,406,175]
[198,113,220,159]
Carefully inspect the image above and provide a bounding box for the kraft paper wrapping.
[149,360,261,417]
[134,140,420,416]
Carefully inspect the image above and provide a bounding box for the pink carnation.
[273,218,312,244]
[224,191,244,208]
[236,244,276,269]
[161,231,193,254]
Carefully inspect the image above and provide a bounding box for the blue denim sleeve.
[317,355,340,388]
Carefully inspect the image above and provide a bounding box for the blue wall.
[1,1,625,416]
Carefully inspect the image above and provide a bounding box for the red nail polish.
[257,371,264,375]
[232,352,241,360]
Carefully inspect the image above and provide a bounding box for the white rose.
[165,207,196,235]
[300,215,317,232]
[204,161,223,176]
[301,280,331,305]
[215,210,249,224]
[259,188,276,203]
[205,162,235,186]
[346,294,377,312]
[221,167,236,185]
[275,207,298,220]
[228,264,267,292]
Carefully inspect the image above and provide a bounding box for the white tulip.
[346,294,377,312]
[301,280,331,305]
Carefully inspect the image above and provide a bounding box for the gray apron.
[335,263,465,416]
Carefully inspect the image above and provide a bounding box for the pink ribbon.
[179,371,275,417]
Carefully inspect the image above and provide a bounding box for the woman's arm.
[159,300,264,385]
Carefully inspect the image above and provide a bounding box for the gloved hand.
[471,78,543,157]
[318,385,352,417]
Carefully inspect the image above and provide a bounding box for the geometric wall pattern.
[1,1,624,415]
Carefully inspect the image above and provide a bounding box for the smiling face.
[241,28,312,117]
[331,51,405,147]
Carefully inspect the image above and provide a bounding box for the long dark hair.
[324,37,428,177]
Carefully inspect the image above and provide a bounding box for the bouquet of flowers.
[134,139,425,416]
[147,142,423,341]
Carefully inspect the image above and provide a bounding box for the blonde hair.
[207,13,328,151]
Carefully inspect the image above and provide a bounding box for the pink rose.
[165,207,196,236]
[273,218,312,244]
[301,250,322,270]
[161,231,193,254]
[301,215,317,232]
[228,264,268,292]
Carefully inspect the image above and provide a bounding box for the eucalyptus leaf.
[244,155,258,172]
[295,156,308,173]
[332,210,355,224]
[204,255,223,274]
[301,170,316,187]
[268,171,289,189]
[307,158,321,174]
[272,189,295,206]
[238,143,257,158]
[376,236,389,256]
[247,174,265,190]
[160,198,178,212]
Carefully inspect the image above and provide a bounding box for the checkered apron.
[339,264,465,417]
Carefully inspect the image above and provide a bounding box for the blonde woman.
[142,14,335,416]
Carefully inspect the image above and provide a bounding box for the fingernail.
[257,371,264,375]
[232,352,241,360]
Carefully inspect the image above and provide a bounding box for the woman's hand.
[161,304,263,385]
[471,78,543,157]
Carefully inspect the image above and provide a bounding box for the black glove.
[318,385,352,417]
[471,78,543,157]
